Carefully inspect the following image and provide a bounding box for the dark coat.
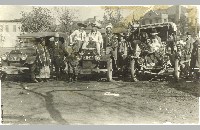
[191,39,200,68]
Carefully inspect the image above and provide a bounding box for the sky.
[0,5,151,21]
[0,5,199,22]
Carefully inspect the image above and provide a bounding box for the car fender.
[25,56,37,64]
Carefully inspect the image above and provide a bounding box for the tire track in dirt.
[19,83,68,124]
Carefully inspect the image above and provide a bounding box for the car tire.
[174,59,180,81]
[107,58,113,81]
[130,59,138,82]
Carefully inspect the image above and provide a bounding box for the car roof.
[139,22,177,30]
[18,32,69,39]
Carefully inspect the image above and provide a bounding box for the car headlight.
[1,56,7,60]
[21,54,27,60]
[94,55,100,61]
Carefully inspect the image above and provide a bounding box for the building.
[140,6,188,25]
[0,19,22,47]
[139,5,199,35]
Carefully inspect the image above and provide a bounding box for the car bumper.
[1,66,29,74]
[80,68,109,74]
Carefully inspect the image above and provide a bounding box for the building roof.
[0,19,22,22]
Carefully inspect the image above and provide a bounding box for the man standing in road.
[104,23,118,69]
[70,22,87,52]
[185,32,195,61]
[51,33,65,80]
[190,34,200,79]
[35,37,51,82]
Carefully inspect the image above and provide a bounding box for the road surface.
[1,77,199,124]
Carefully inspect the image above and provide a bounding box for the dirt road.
[1,77,199,124]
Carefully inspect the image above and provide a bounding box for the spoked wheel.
[174,59,181,81]
[107,58,113,81]
[130,59,139,82]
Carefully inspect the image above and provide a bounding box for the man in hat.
[51,33,66,80]
[190,34,200,78]
[184,32,195,60]
[70,22,87,52]
[146,29,163,66]
[104,23,118,68]
[87,22,103,55]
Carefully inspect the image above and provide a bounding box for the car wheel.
[174,59,180,81]
[130,59,138,82]
[107,58,113,81]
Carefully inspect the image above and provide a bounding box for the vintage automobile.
[66,29,114,81]
[125,22,182,81]
[1,32,69,80]
[1,38,36,76]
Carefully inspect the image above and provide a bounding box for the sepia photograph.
[0,5,199,124]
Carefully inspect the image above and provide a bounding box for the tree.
[103,7,125,28]
[53,7,78,33]
[21,7,53,33]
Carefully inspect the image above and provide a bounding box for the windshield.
[10,50,22,54]
[17,38,36,47]
[140,25,175,41]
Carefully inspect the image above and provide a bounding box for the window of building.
[142,20,145,25]
[13,25,16,32]
[5,25,9,32]
[155,19,159,23]
[149,19,152,24]
[0,25,3,32]
[164,19,167,23]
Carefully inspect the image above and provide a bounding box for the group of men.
[30,21,200,82]
[31,22,118,82]
[31,33,66,83]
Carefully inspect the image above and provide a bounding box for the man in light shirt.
[87,22,103,55]
[70,22,87,52]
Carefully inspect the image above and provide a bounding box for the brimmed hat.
[77,22,87,28]
[91,22,101,29]
[119,33,125,37]
[150,29,158,35]
[106,23,113,29]
[55,32,59,37]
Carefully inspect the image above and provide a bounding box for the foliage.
[103,7,125,28]
[21,7,53,33]
[53,7,78,33]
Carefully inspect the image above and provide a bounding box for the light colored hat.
[106,23,113,29]
[151,29,158,35]
[55,32,59,37]
[49,37,54,41]
[91,21,101,29]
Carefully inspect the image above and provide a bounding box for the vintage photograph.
[0,5,199,124]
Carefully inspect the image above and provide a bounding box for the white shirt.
[70,29,86,43]
[150,39,161,52]
[87,31,103,45]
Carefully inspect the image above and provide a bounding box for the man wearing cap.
[70,23,87,52]
[87,22,103,55]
